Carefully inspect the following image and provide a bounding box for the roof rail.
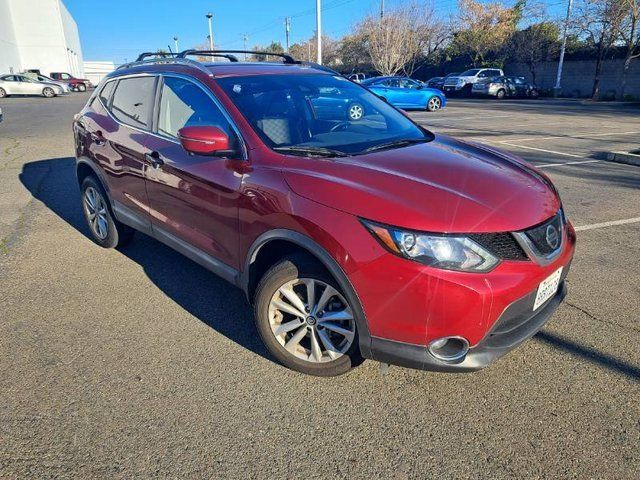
[135,52,177,62]
[115,56,213,76]
[178,50,239,62]
[177,49,297,64]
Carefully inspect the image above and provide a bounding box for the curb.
[606,151,640,166]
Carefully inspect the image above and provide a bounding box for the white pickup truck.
[443,68,504,96]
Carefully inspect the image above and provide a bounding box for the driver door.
[143,75,244,269]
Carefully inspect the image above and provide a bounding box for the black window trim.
[152,72,247,160]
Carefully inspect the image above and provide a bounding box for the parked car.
[443,68,504,96]
[473,76,540,99]
[23,72,71,94]
[346,73,367,83]
[427,73,460,91]
[310,87,366,120]
[50,72,93,91]
[362,76,446,111]
[73,51,574,377]
[0,74,65,98]
[426,76,443,88]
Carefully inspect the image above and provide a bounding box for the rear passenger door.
[143,75,244,269]
[86,75,157,229]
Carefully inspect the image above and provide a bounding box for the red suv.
[51,72,92,91]
[73,51,575,376]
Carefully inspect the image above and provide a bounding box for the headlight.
[457,79,465,85]
[362,220,499,272]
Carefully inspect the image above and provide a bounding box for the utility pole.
[206,12,214,50]
[316,0,322,64]
[284,17,291,53]
[243,34,248,59]
[173,36,179,53]
[554,0,573,97]
[380,0,384,18]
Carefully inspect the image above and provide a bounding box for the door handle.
[145,151,164,169]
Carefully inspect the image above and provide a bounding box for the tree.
[574,0,626,100]
[250,41,284,61]
[509,22,560,84]
[615,0,640,99]
[337,32,371,72]
[451,0,519,66]
[359,2,445,76]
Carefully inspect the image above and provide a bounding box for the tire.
[496,89,506,99]
[254,254,362,376]
[80,176,134,248]
[347,102,364,121]
[43,87,55,98]
[530,89,539,99]
[426,96,442,112]
[77,84,87,92]
[0,87,6,98]
[462,84,473,97]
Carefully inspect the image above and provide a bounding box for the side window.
[98,80,116,107]
[110,76,156,129]
[158,76,233,139]
[388,79,401,88]
[478,71,488,78]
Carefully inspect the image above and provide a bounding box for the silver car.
[23,73,71,94]
[0,74,65,98]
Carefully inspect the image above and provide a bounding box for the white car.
[23,72,71,94]
[0,74,65,98]
[443,68,504,95]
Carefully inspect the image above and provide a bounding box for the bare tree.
[360,2,444,76]
[509,22,561,84]
[615,0,640,99]
[574,0,626,99]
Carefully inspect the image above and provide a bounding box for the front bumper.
[369,274,569,372]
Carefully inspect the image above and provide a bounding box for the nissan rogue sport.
[73,51,575,376]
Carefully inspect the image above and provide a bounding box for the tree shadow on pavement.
[19,157,272,364]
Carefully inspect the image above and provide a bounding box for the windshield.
[461,69,481,76]
[216,73,430,155]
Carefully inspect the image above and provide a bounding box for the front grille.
[523,213,563,256]
[468,233,529,261]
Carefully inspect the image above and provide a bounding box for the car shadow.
[19,157,273,363]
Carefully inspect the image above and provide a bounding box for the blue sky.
[64,0,564,64]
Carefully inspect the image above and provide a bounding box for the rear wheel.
[254,254,361,376]
[42,87,55,98]
[530,89,539,99]
[496,89,506,99]
[81,176,133,248]
[426,96,442,112]
[347,102,364,120]
[0,87,6,98]
[77,83,87,92]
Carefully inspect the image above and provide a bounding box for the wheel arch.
[76,157,112,199]
[242,229,373,358]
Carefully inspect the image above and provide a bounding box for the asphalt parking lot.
[1,93,639,478]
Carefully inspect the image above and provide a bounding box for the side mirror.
[177,125,235,157]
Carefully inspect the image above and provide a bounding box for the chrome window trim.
[512,211,564,266]
[154,72,248,160]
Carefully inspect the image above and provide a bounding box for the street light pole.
[285,17,291,53]
[173,36,179,53]
[380,0,384,18]
[316,0,322,64]
[243,34,248,59]
[554,0,573,97]
[206,12,214,50]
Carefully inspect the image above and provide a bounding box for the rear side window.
[111,76,156,129]
[98,81,116,107]
[157,76,232,139]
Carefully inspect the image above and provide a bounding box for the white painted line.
[537,160,601,168]
[501,131,640,144]
[574,217,640,232]
[499,142,584,158]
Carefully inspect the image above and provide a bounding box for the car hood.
[283,134,560,233]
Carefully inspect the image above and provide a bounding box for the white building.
[83,61,115,85]
[0,0,84,77]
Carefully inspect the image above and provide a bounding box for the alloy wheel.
[83,186,109,240]
[427,97,441,111]
[268,278,355,363]
[348,103,364,120]
[43,88,54,98]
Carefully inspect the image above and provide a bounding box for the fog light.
[428,336,469,362]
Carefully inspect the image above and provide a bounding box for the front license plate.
[533,267,563,311]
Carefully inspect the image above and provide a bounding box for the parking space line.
[574,217,640,231]
[503,131,640,143]
[499,142,584,158]
[536,160,601,168]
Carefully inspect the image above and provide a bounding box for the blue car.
[361,76,446,112]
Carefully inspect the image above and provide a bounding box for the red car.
[73,51,575,376]
[50,72,92,91]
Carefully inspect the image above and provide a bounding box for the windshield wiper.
[360,138,430,154]
[273,146,348,158]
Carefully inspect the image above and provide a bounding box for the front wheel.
[347,102,364,121]
[426,96,442,112]
[0,87,6,98]
[77,83,87,92]
[43,87,55,98]
[530,89,539,99]
[254,254,361,376]
[496,89,506,99]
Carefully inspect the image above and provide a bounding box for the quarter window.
[157,76,232,139]
[110,76,156,129]
[98,81,115,107]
